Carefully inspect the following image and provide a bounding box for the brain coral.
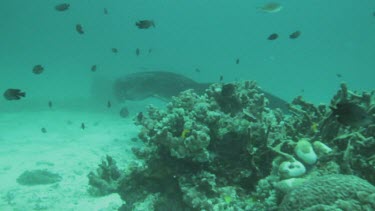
[279,174,375,211]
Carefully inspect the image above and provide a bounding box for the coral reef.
[298,83,375,183]
[89,81,375,210]
[116,81,285,210]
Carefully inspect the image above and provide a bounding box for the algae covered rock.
[16,169,62,186]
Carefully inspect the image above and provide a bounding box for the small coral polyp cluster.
[91,81,375,210]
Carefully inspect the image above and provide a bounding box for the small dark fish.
[112,48,118,53]
[330,101,373,127]
[195,68,201,73]
[104,8,108,15]
[136,48,140,56]
[221,83,235,97]
[373,11,375,17]
[137,112,144,121]
[107,100,111,108]
[32,65,44,75]
[219,75,224,82]
[268,33,278,40]
[3,89,26,100]
[148,48,152,54]
[76,24,84,34]
[120,107,129,118]
[55,3,70,11]
[289,31,301,39]
[131,137,138,142]
[48,101,53,108]
[41,128,47,133]
[236,58,240,64]
[91,65,97,72]
[81,123,85,130]
[135,20,155,29]
[336,73,342,78]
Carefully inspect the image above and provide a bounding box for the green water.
[1,0,374,106]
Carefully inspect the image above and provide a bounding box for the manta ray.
[113,71,289,112]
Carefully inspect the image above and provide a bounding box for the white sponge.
[278,160,306,178]
[295,139,317,165]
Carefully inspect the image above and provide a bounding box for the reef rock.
[279,174,375,210]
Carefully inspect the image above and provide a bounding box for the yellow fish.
[311,122,319,133]
[181,129,190,139]
[224,195,232,203]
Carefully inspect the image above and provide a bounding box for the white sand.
[0,101,148,210]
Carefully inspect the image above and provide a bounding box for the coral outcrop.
[88,81,375,210]
[279,174,375,210]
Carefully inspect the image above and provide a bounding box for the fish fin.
[153,94,169,102]
[329,106,337,112]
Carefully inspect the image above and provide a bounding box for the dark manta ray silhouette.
[114,71,210,101]
[113,71,289,112]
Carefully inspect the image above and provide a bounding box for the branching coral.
[87,155,123,196]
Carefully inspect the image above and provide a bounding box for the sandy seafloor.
[0,99,157,211]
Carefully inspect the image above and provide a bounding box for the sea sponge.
[312,140,332,155]
[279,174,375,210]
[294,139,317,165]
[278,160,306,178]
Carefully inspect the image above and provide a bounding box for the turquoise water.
[1,1,374,105]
